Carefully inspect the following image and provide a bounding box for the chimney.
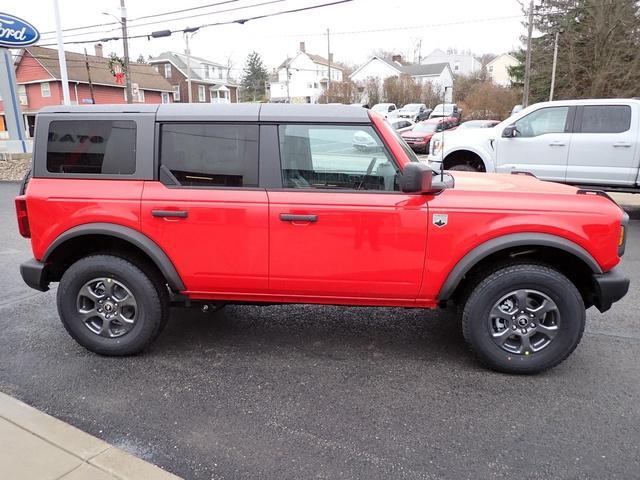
[94,43,103,57]
[299,41,306,53]
[392,54,402,64]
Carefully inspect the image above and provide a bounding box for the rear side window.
[579,105,631,133]
[46,120,136,174]
[160,123,258,187]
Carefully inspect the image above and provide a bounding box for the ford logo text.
[0,13,40,48]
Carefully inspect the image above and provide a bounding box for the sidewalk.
[0,391,182,480]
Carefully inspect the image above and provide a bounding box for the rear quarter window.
[46,120,136,174]
[579,105,631,133]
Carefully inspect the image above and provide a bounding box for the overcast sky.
[17,0,525,75]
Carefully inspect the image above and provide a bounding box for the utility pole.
[286,63,291,103]
[549,30,559,101]
[326,28,331,103]
[523,0,534,107]
[120,0,133,103]
[83,48,96,104]
[53,0,70,105]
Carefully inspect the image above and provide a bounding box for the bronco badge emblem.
[433,214,448,227]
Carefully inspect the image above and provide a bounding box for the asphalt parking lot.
[1,181,639,480]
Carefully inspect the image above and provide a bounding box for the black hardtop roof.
[38,103,370,123]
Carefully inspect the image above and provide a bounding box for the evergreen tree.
[241,51,269,102]
[514,0,640,103]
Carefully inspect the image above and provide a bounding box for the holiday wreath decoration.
[107,53,127,84]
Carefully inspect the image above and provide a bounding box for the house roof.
[277,51,344,70]
[486,53,520,67]
[23,46,173,91]
[350,56,450,80]
[148,51,237,86]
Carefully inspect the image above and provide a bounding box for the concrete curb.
[0,391,182,480]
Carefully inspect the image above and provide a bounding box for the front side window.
[278,124,399,191]
[579,105,631,133]
[160,123,258,187]
[46,120,136,174]
[514,106,569,138]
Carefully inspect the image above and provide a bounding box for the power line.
[36,0,354,47]
[39,0,241,36]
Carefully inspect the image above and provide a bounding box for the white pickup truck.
[427,99,640,191]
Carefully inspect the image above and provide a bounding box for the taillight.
[15,197,30,238]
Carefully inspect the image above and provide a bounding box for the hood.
[402,130,434,140]
[450,171,579,195]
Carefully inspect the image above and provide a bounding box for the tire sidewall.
[57,256,161,355]
[463,266,585,374]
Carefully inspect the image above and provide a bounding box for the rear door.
[565,104,639,186]
[267,123,429,301]
[141,122,269,295]
[495,105,573,181]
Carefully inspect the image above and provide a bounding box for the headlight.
[431,139,443,156]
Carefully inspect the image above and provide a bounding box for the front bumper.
[20,259,50,292]
[592,268,629,312]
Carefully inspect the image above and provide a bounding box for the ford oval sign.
[0,13,40,48]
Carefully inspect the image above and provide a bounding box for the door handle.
[613,142,632,148]
[280,213,318,223]
[548,141,566,146]
[152,209,188,218]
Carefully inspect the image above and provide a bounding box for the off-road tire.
[462,263,585,374]
[57,255,169,356]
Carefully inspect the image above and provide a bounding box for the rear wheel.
[57,255,169,356]
[462,263,585,374]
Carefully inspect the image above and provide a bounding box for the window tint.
[46,120,136,174]
[160,123,258,187]
[514,106,569,137]
[278,124,399,191]
[580,105,631,133]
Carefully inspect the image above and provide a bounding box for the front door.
[566,104,639,186]
[268,123,429,300]
[495,105,573,181]
[141,122,269,295]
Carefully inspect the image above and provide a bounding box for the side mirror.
[502,125,518,138]
[401,162,439,194]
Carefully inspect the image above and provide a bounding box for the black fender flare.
[43,223,186,291]
[437,232,602,301]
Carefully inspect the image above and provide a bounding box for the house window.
[153,65,159,73]
[488,65,494,72]
[198,84,206,102]
[173,85,180,102]
[138,89,145,102]
[18,85,28,105]
[454,62,460,71]
[204,65,210,79]
[218,68,223,79]
[41,82,51,98]
[161,92,170,104]
[164,64,171,78]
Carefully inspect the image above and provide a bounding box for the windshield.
[402,104,421,111]
[413,123,438,133]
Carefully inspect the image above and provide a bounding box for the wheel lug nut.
[529,314,534,318]
[98,308,102,313]
[530,323,535,328]
[512,316,516,320]
[512,325,517,330]
[521,328,527,334]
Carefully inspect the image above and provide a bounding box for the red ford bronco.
[15,104,629,374]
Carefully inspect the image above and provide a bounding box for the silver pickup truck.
[427,99,640,192]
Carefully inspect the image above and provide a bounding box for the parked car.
[458,120,500,129]
[16,103,629,374]
[396,103,431,122]
[371,103,397,118]
[388,117,416,133]
[351,103,370,109]
[401,117,457,153]
[430,103,461,124]
[427,99,640,189]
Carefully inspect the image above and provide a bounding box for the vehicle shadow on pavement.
[154,304,476,369]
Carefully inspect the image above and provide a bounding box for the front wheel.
[448,163,478,172]
[57,255,169,356]
[462,264,585,374]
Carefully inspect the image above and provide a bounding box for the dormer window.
[204,65,210,79]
